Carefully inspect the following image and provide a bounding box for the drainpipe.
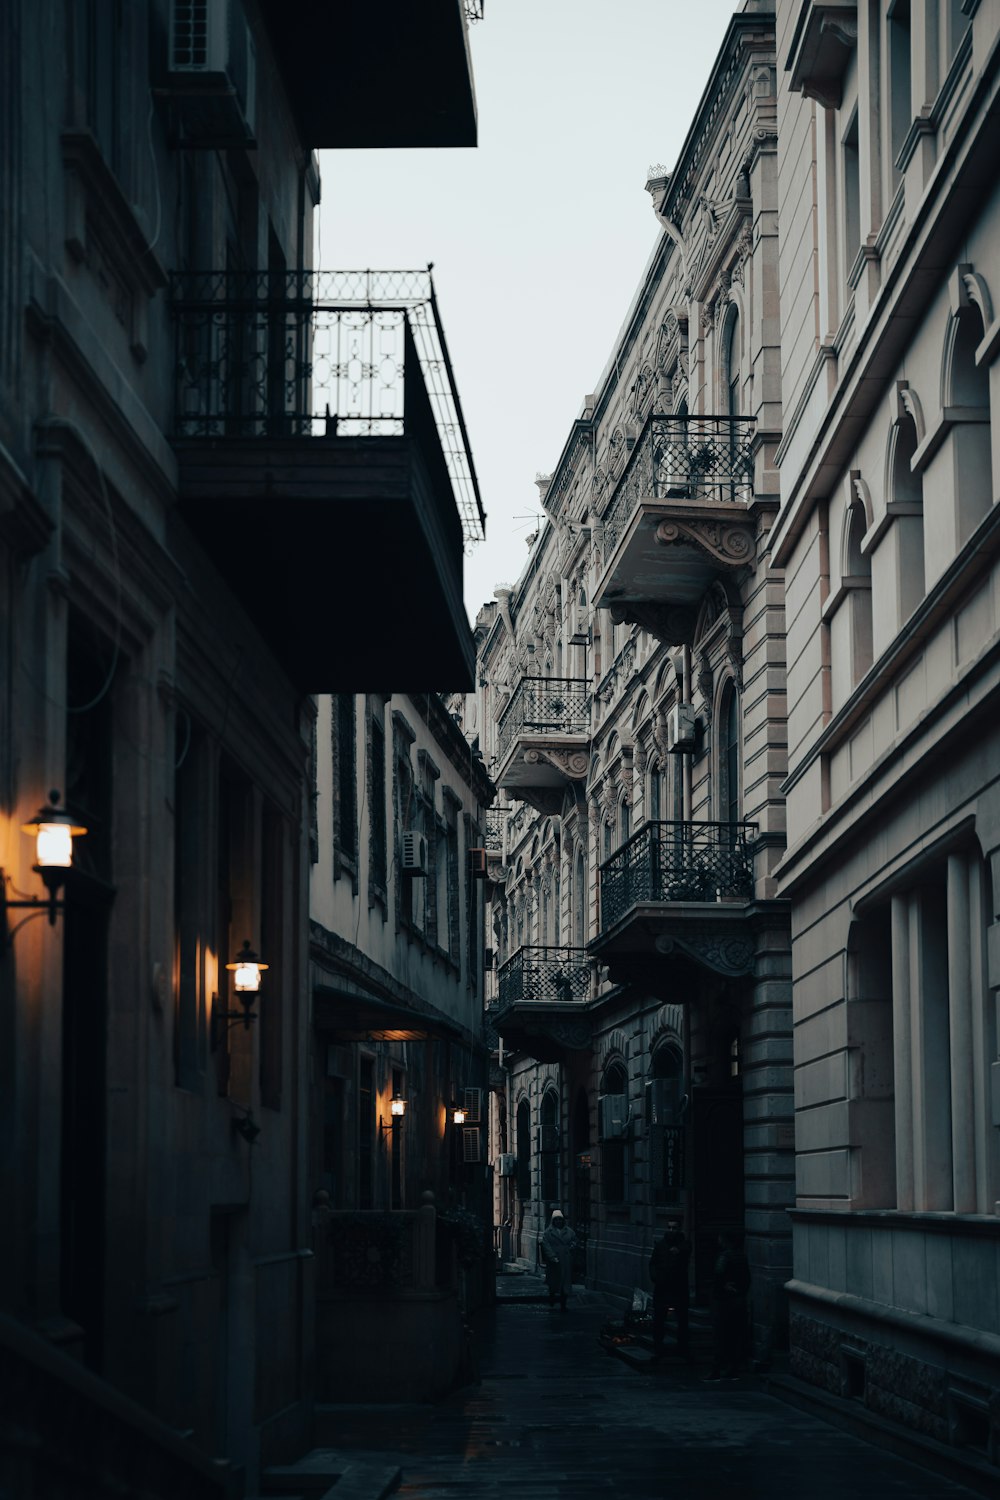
[682,645,693,823]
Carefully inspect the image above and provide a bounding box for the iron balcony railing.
[484,806,505,853]
[497,945,592,1008]
[602,413,756,554]
[495,677,590,765]
[170,267,485,545]
[599,820,758,930]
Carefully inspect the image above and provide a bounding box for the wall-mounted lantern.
[451,1103,467,1127]
[1,790,88,944]
[211,940,268,1048]
[380,1093,407,1132]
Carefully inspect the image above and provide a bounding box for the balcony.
[493,677,590,815]
[493,945,594,1061]
[594,414,756,641]
[591,820,759,988]
[258,0,477,148]
[170,269,484,690]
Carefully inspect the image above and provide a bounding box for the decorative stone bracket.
[655,516,756,568]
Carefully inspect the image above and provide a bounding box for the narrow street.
[312,1277,981,1500]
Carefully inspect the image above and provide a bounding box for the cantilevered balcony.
[594,414,756,640]
[170,269,484,689]
[493,677,590,815]
[591,820,759,988]
[257,0,478,148]
[493,945,594,1061]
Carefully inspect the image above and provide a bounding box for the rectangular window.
[259,802,284,1111]
[843,109,861,290]
[369,704,387,894]
[333,694,357,870]
[358,1057,374,1209]
[888,0,912,182]
[174,720,204,1090]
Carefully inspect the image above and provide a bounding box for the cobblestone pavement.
[316,1275,980,1500]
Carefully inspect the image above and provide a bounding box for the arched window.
[845,501,874,685]
[890,413,924,624]
[945,299,991,546]
[650,1043,685,1206]
[599,1060,629,1203]
[719,683,741,826]
[540,1090,559,1203]
[516,1098,531,1200]
[721,306,741,417]
[574,848,587,946]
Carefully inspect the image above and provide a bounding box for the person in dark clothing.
[540,1209,577,1310]
[707,1229,751,1379]
[648,1217,691,1360]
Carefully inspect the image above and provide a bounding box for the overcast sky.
[317,0,740,624]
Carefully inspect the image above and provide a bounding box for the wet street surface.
[316,1280,980,1499]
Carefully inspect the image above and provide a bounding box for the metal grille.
[497,945,592,1008]
[484,806,505,852]
[171,0,211,68]
[464,0,485,19]
[495,677,590,764]
[602,413,756,554]
[599,820,757,929]
[170,268,485,544]
[327,1212,415,1289]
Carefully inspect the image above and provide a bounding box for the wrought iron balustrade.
[484,806,505,852]
[170,268,485,544]
[599,820,758,929]
[495,677,590,765]
[497,945,592,1008]
[602,413,756,554]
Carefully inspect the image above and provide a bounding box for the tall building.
[0,0,481,1491]
[309,691,494,1404]
[772,0,1000,1473]
[468,0,795,1361]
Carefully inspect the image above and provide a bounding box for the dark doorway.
[60,612,116,1370]
[571,1086,591,1275]
[691,1083,744,1301]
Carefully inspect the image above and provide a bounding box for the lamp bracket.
[1,868,64,944]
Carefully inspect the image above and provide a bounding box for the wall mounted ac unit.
[167,0,257,145]
[667,702,696,753]
[401,830,427,875]
[497,1153,516,1177]
[598,1093,629,1140]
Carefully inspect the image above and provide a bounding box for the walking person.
[649,1216,692,1360]
[540,1209,577,1310]
[707,1229,751,1379]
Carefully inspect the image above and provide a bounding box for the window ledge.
[821,574,871,622]
[61,128,166,362]
[911,405,991,475]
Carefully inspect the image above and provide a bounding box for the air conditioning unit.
[598,1093,629,1140]
[497,1152,516,1177]
[468,847,488,879]
[667,702,696,753]
[401,830,427,875]
[167,0,257,146]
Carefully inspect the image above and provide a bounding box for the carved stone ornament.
[700,302,716,336]
[655,518,755,568]
[653,929,754,977]
[523,747,590,780]
[608,602,696,647]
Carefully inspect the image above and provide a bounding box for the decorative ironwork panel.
[497,945,592,1008]
[599,820,758,929]
[495,677,590,764]
[602,414,756,554]
[326,1212,416,1290]
[484,806,505,852]
[170,269,485,544]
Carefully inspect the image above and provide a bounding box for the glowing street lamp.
[1,790,88,941]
